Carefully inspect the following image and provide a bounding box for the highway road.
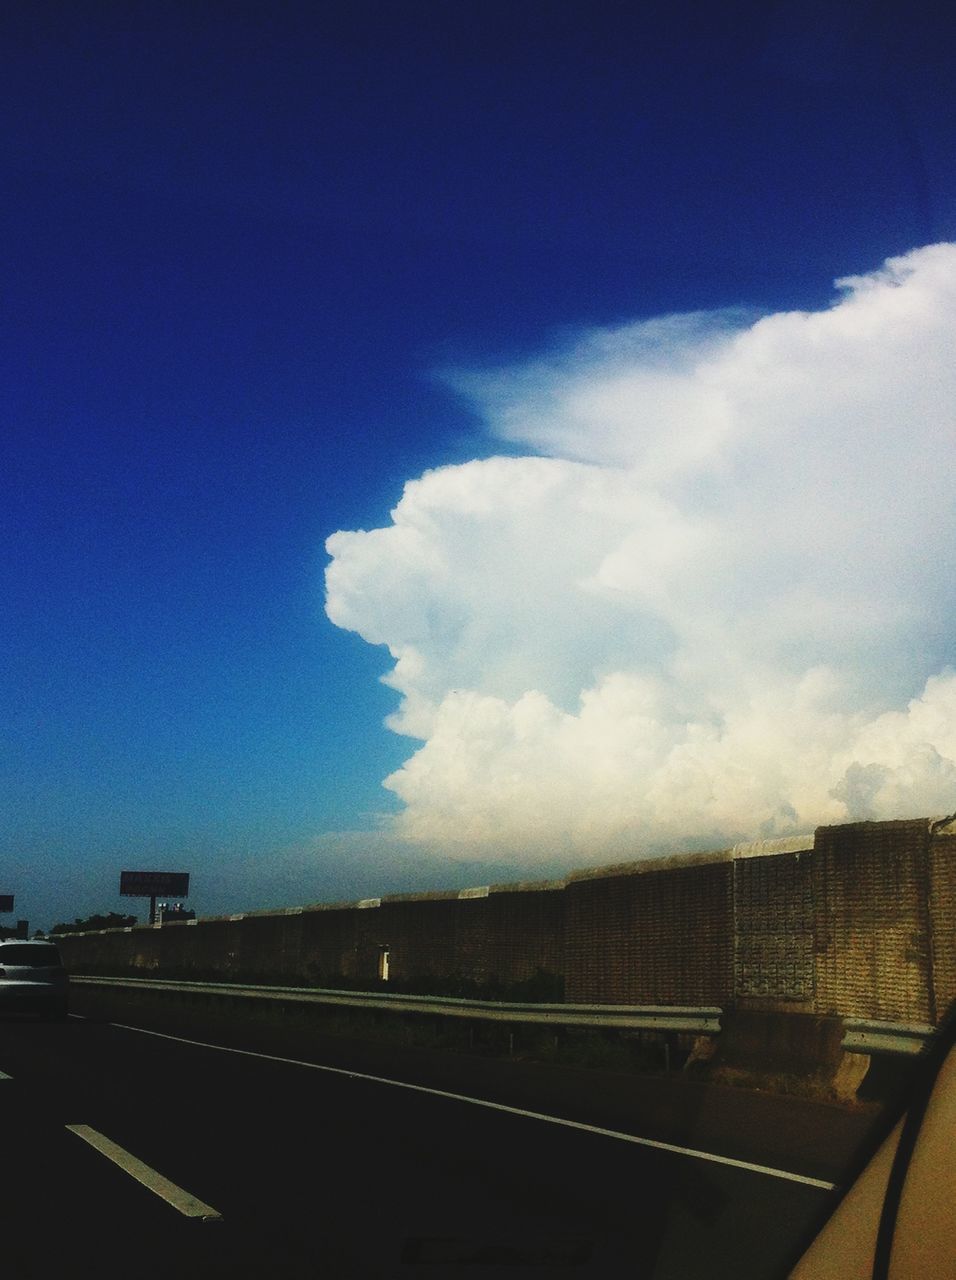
[0,1007,872,1279]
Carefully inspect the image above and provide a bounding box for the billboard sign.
[0,895,13,913]
[120,871,189,899]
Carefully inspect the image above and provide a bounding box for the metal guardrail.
[842,1019,935,1057]
[69,976,939,1055]
[69,975,722,1034]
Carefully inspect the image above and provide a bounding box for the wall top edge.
[186,880,565,920]
[380,889,461,904]
[731,835,815,860]
[567,847,734,883]
[488,877,568,894]
[814,817,936,836]
[303,899,371,913]
[211,897,381,919]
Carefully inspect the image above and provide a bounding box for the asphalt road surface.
[0,1008,872,1280]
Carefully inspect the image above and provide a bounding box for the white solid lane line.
[107,1020,837,1192]
[65,1124,222,1220]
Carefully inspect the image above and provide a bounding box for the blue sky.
[3,2,955,931]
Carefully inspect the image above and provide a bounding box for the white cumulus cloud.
[325,244,956,863]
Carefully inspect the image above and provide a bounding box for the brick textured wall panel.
[55,929,135,974]
[812,820,932,1022]
[453,899,494,984]
[236,913,306,982]
[300,908,357,982]
[184,920,243,979]
[377,898,459,983]
[565,878,630,1004]
[375,889,563,989]
[154,922,194,974]
[734,852,815,1002]
[483,889,565,986]
[130,927,164,973]
[929,835,956,1022]
[565,859,734,1005]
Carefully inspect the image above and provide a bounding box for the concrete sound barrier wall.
[54,817,956,1025]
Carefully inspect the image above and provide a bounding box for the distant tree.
[49,911,137,934]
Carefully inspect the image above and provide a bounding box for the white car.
[0,939,69,1019]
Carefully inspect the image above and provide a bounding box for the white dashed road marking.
[65,1124,222,1220]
